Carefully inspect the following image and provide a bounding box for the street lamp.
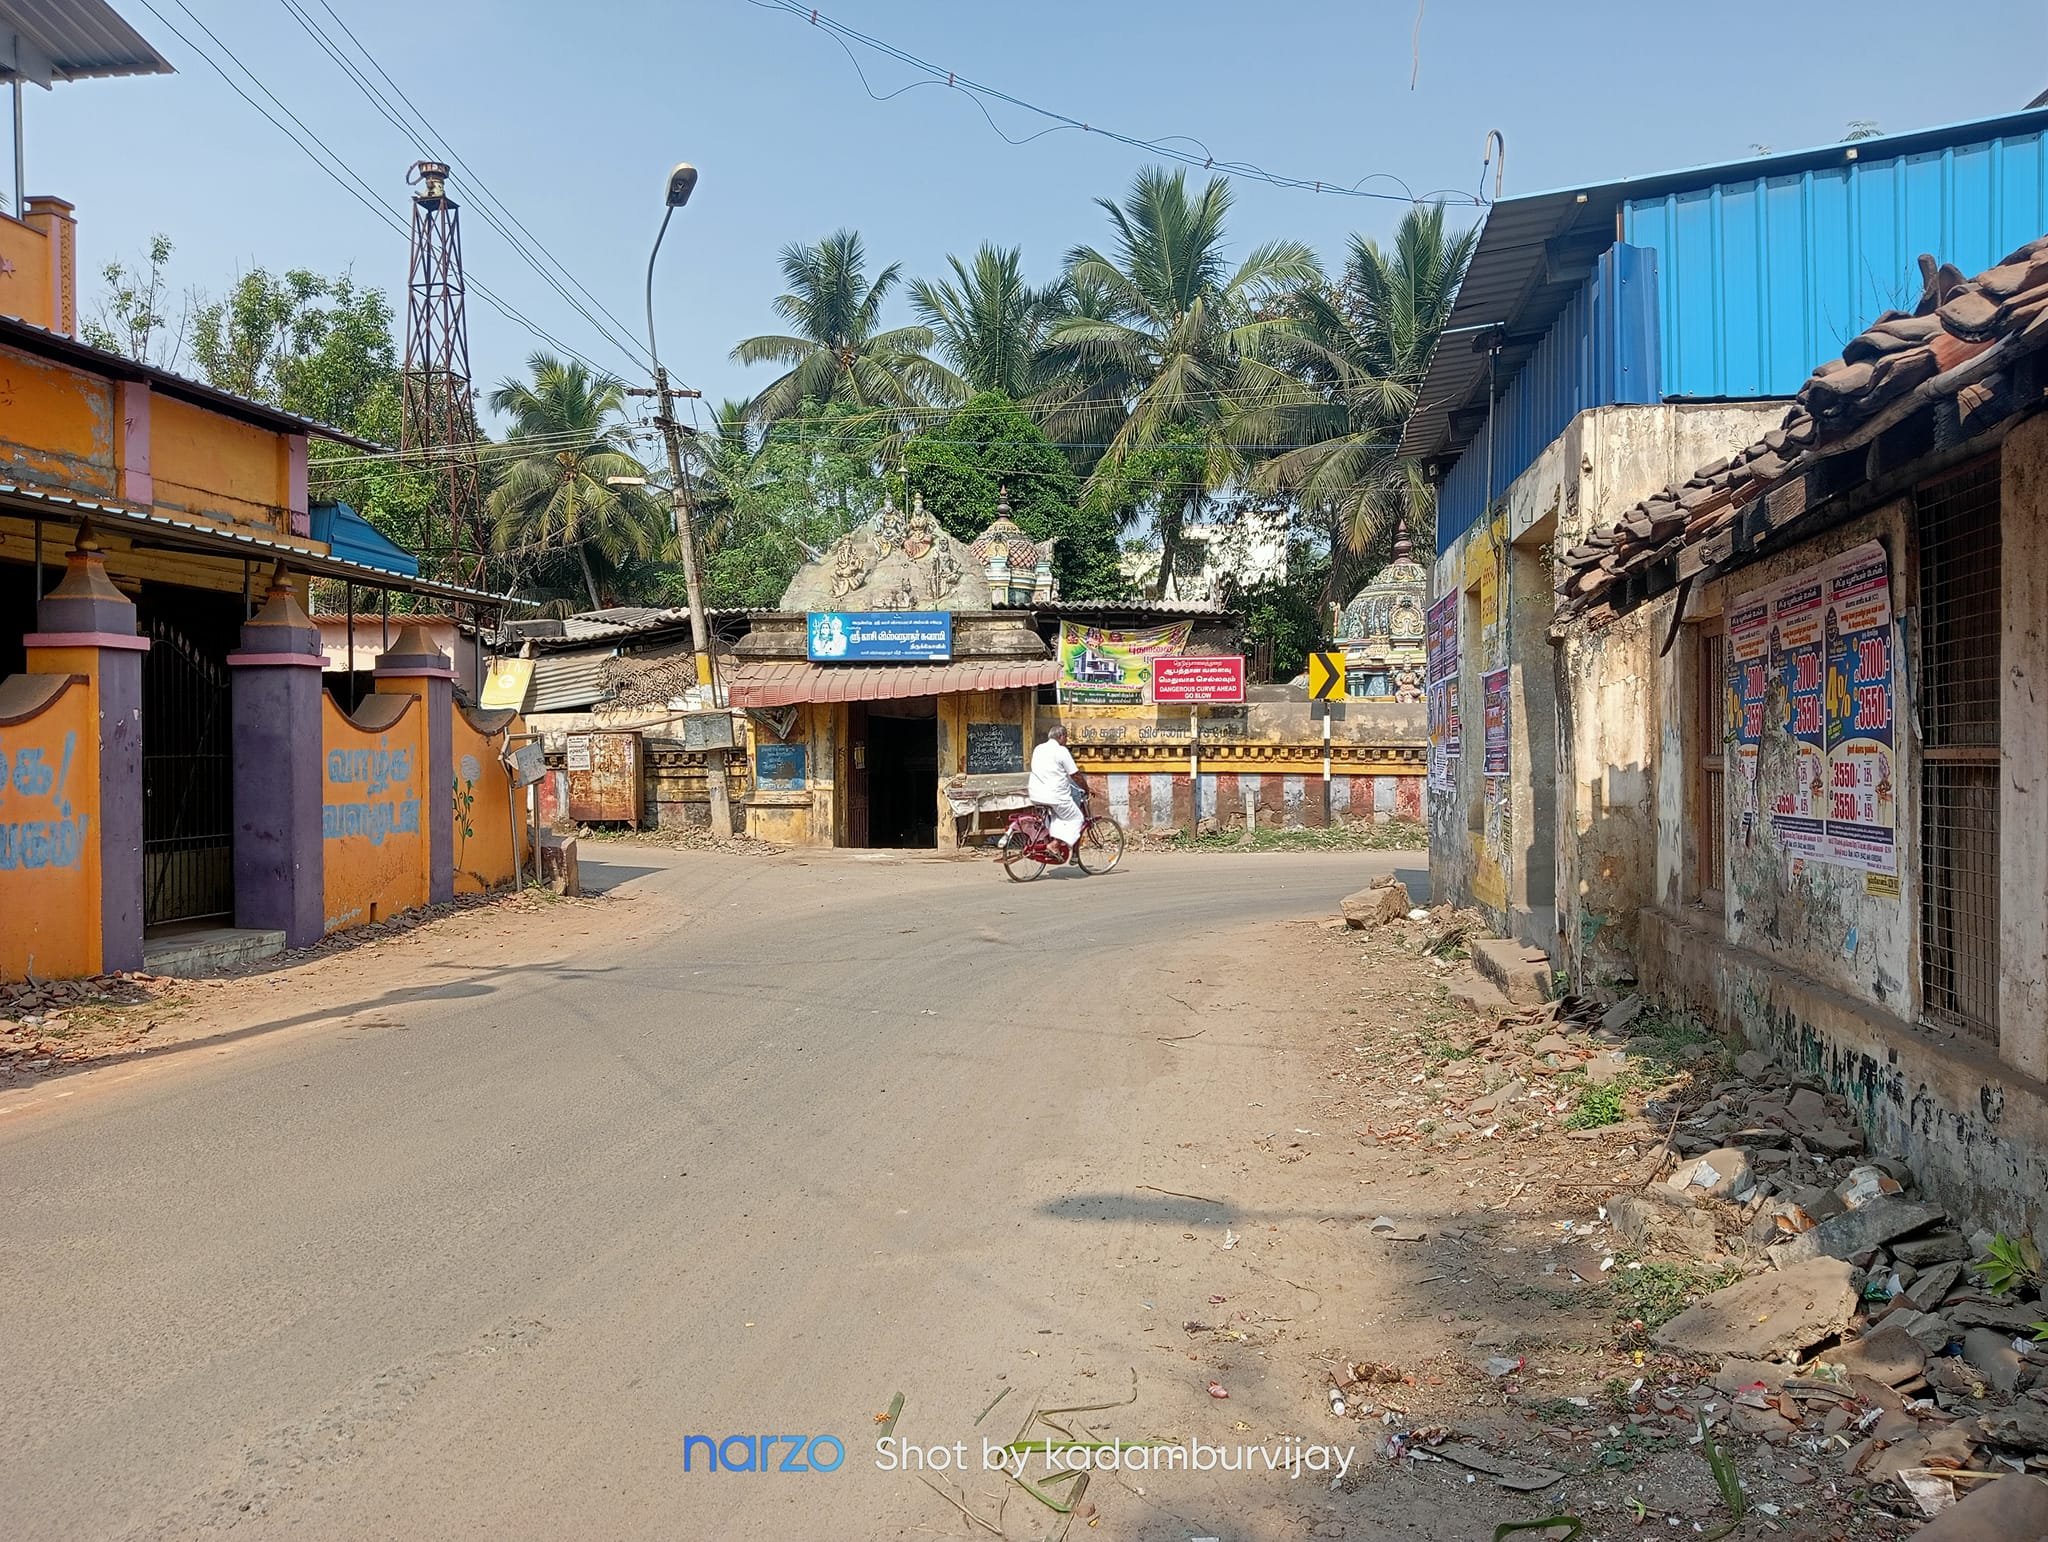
[641,159,733,839]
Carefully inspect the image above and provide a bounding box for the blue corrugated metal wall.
[1436,243,1660,551]
[1626,129,2048,398]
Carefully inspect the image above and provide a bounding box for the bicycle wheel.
[1075,815,1125,875]
[1000,828,1048,882]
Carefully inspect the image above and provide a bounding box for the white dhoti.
[1028,739,1084,848]
[1044,794,1083,846]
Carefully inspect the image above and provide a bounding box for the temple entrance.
[863,702,939,848]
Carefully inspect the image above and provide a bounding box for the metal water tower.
[401,159,484,580]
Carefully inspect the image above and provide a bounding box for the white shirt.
[1028,739,1079,806]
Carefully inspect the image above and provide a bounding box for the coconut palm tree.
[733,229,956,425]
[909,244,1057,400]
[1240,202,1477,563]
[690,398,759,553]
[1040,168,1321,596]
[486,351,666,611]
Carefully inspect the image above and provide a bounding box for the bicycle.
[997,792,1125,881]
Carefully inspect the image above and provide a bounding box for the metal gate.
[142,617,235,926]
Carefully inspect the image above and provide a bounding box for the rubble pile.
[0,972,165,1072]
[1317,899,2048,1524]
[1620,1060,2048,1520]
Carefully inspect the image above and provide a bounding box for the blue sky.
[19,0,2048,426]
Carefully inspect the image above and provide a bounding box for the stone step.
[143,927,285,979]
[1471,938,1552,1007]
[1447,966,1512,1018]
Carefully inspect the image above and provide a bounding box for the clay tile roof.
[1556,234,2048,627]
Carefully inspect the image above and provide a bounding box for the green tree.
[1236,537,1332,680]
[690,399,893,608]
[1043,168,1320,596]
[903,391,1126,600]
[908,245,1056,400]
[732,229,955,425]
[79,233,189,367]
[1243,202,1476,576]
[485,352,666,611]
[185,265,437,558]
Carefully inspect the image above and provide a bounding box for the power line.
[275,0,656,375]
[742,0,1483,207]
[131,0,623,383]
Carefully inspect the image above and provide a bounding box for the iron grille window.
[1692,626,1726,906]
[1917,457,2001,1042]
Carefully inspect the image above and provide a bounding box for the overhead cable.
[741,0,1483,206]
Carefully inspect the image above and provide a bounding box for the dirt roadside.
[1125,897,1958,1541]
[0,887,636,1096]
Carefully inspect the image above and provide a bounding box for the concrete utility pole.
[638,161,732,839]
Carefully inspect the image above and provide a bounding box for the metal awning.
[1,0,172,85]
[1,480,531,606]
[726,658,1058,708]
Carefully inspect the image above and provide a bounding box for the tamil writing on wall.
[324,740,420,846]
[0,731,88,872]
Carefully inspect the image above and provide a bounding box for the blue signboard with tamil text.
[755,742,807,790]
[806,611,952,662]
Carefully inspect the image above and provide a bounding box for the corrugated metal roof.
[727,659,1059,707]
[0,0,172,83]
[1625,132,2048,398]
[0,480,529,605]
[1436,243,1662,547]
[1400,106,2048,467]
[528,652,615,713]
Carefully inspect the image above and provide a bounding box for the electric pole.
[637,161,732,839]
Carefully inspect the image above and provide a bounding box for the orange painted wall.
[451,708,531,894]
[321,693,429,933]
[0,343,118,498]
[0,676,102,980]
[151,395,289,530]
[0,214,54,330]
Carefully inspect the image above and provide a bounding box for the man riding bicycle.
[1027,725,1089,864]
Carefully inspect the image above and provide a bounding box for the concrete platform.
[143,927,286,979]
[1471,937,1552,1006]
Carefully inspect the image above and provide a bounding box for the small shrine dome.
[1335,522,1427,647]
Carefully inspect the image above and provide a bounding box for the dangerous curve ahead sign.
[1307,651,1347,701]
[1153,655,1246,704]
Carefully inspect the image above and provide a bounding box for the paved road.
[0,846,1416,1540]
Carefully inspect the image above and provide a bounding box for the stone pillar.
[227,574,326,946]
[373,624,455,906]
[22,531,146,972]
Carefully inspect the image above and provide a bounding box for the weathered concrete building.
[1402,110,2048,969]
[1550,233,2048,1237]
[0,174,528,980]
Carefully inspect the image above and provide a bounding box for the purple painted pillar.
[374,625,455,906]
[22,532,147,973]
[228,575,326,946]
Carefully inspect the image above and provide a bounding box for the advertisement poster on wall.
[1055,620,1194,705]
[1425,592,1461,791]
[1823,542,1897,875]
[1726,540,1897,876]
[1481,667,1510,777]
[1769,571,1828,859]
[1726,588,1771,841]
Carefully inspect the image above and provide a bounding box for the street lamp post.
[640,161,733,839]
